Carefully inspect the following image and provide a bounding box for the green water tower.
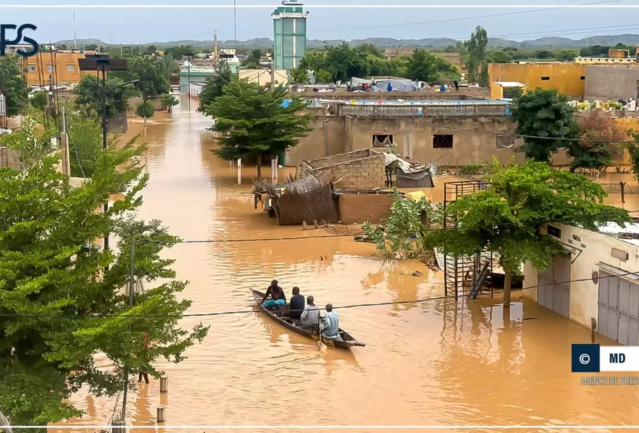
[272,1,309,71]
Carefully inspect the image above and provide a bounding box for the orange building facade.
[24,52,97,87]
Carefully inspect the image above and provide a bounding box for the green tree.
[164,45,197,59]
[205,80,313,179]
[567,109,627,172]
[0,118,208,427]
[136,99,155,122]
[510,88,579,162]
[466,26,489,86]
[407,49,460,83]
[0,56,27,117]
[113,56,170,97]
[290,68,309,84]
[160,93,179,113]
[486,50,513,64]
[324,43,368,81]
[299,51,327,72]
[197,60,233,114]
[426,160,630,307]
[625,131,639,185]
[314,69,333,84]
[243,48,263,69]
[30,91,48,111]
[75,75,138,118]
[363,192,433,259]
[356,43,384,58]
[66,112,102,177]
[161,53,180,81]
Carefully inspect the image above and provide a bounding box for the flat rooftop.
[599,222,639,247]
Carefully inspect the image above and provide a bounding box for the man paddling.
[261,280,286,308]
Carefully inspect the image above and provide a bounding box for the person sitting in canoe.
[261,280,286,308]
[300,295,321,329]
[322,304,340,339]
[286,287,305,320]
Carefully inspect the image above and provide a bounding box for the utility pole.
[187,57,191,111]
[120,238,136,423]
[270,62,275,90]
[100,62,109,252]
[234,0,237,50]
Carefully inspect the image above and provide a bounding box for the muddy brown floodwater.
[50,97,639,433]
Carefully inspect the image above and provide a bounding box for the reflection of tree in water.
[130,381,153,433]
[361,261,434,312]
[431,298,535,423]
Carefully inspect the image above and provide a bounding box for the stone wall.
[338,193,394,224]
[302,150,386,190]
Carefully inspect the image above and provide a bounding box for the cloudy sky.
[1,0,638,44]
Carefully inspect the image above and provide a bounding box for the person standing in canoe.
[261,280,286,308]
[322,304,340,339]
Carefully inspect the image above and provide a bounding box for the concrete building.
[24,52,89,87]
[585,65,639,100]
[285,100,522,167]
[523,222,639,345]
[179,53,240,93]
[488,63,587,98]
[238,69,288,87]
[272,0,309,70]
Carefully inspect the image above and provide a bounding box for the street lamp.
[78,55,128,253]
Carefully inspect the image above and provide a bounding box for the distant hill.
[55,34,639,51]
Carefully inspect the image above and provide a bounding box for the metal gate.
[598,271,639,346]
[537,254,571,318]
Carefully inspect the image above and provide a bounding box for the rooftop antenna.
[73,9,77,49]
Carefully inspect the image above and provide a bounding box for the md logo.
[0,24,39,57]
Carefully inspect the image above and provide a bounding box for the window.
[67,64,75,72]
[372,134,393,148]
[496,134,515,149]
[27,64,36,72]
[47,65,53,72]
[580,76,586,80]
[541,76,551,81]
[433,134,453,149]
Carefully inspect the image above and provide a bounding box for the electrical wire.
[311,0,623,34]
[0,269,637,320]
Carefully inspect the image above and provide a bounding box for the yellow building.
[25,52,93,87]
[488,63,586,98]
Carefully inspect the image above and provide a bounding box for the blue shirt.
[322,311,339,339]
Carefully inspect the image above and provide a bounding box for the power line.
[1,269,638,320]
[311,0,623,34]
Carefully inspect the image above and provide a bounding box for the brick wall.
[304,153,386,190]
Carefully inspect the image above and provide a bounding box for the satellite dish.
[430,163,439,176]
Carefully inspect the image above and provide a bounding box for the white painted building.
[524,222,639,345]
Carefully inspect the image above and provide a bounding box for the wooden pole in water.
[237,158,242,185]
[156,407,166,423]
[271,156,278,183]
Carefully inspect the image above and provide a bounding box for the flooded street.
[52,97,639,433]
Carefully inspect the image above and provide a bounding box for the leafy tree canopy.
[426,160,631,305]
[75,75,139,118]
[30,91,48,111]
[0,56,27,117]
[0,118,208,427]
[510,88,579,162]
[136,99,155,119]
[466,26,489,86]
[112,55,170,97]
[197,60,233,115]
[407,48,460,83]
[290,68,309,84]
[567,109,628,172]
[164,45,197,59]
[205,79,313,179]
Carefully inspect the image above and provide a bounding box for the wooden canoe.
[250,289,366,349]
